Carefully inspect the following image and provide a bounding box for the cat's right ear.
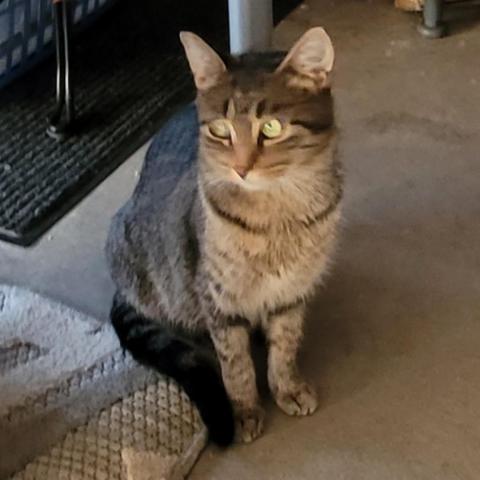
[275,27,334,91]
[179,32,227,91]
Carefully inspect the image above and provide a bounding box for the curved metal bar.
[47,0,74,140]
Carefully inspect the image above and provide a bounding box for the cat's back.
[105,105,200,306]
[135,104,198,198]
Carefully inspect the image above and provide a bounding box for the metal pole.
[62,0,74,124]
[418,0,447,38]
[228,0,273,54]
[47,0,74,140]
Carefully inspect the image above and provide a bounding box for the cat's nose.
[234,166,249,179]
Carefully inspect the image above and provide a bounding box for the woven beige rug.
[11,379,207,480]
[0,286,207,480]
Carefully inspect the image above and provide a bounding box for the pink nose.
[234,167,249,179]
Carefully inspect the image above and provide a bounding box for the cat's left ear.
[179,31,227,91]
[276,27,334,89]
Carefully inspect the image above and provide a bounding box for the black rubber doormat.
[0,0,301,246]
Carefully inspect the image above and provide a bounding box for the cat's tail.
[110,293,235,446]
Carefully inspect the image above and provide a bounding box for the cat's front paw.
[274,382,318,417]
[234,406,265,444]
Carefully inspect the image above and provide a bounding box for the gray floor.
[0,144,146,320]
[2,0,480,478]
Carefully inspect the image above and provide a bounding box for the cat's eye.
[261,119,283,139]
[209,120,231,139]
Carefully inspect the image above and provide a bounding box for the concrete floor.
[2,0,480,478]
[0,144,146,319]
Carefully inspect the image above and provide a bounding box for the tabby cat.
[106,27,343,445]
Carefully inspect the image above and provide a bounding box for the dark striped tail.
[110,293,234,446]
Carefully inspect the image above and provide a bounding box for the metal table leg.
[418,0,447,38]
[228,0,273,54]
[47,0,74,140]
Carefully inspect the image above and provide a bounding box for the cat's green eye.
[209,120,231,139]
[261,119,283,139]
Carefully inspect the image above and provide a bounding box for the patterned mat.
[0,285,207,480]
[11,380,207,480]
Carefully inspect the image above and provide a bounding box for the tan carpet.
[189,1,480,478]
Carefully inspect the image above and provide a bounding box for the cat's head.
[180,28,335,190]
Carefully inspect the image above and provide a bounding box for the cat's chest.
[204,214,339,319]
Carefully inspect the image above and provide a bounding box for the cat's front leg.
[266,304,318,416]
[208,318,264,443]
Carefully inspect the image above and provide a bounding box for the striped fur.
[106,28,343,444]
